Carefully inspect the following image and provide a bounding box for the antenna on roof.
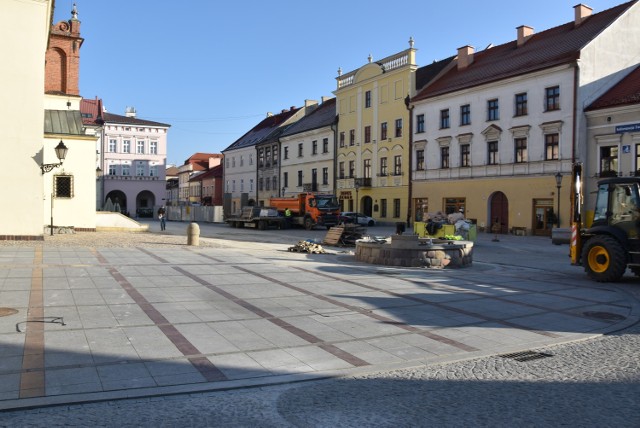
[484,43,494,50]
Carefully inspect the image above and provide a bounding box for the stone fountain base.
[355,234,473,269]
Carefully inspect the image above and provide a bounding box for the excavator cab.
[580,177,640,281]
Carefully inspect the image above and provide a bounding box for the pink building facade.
[99,108,170,216]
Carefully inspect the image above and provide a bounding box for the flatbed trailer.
[226,207,285,230]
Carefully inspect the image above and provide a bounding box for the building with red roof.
[409,1,640,237]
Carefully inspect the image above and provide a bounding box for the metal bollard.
[187,222,200,246]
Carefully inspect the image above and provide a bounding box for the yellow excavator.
[571,163,640,282]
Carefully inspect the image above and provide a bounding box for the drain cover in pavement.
[0,307,18,317]
[583,311,626,321]
[499,350,553,362]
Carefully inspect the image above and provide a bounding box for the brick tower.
[45,3,83,95]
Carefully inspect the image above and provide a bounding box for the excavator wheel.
[581,235,627,282]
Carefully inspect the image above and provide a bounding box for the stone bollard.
[187,222,200,246]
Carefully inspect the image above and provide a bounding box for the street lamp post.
[555,172,562,228]
[40,140,69,235]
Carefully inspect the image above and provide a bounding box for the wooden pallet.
[323,226,345,246]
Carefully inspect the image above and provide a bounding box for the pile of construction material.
[323,224,367,246]
[288,240,326,254]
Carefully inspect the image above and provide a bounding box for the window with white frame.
[149,165,158,177]
[150,141,157,154]
[122,164,130,176]
[136,163,145,176]
[108,165,116,175]
[109,139,117,152]
[137,141,144,154]
[123,140,131,153]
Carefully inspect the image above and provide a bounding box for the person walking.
[158,206,166,231]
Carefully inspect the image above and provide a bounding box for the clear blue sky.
[55,0,623,166]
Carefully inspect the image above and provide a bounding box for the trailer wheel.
[304,217,314,230]
[258,220,267,230]
[581,235,627,282]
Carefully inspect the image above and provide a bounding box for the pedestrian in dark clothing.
[158,206,166,231]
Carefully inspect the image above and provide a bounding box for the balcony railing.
[354,178,372,188]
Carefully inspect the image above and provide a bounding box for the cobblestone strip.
[105,266,227,382]
[19,247,45,398]
[234,266,479,352]
[172,266,370,367]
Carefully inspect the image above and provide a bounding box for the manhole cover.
[0,307,18,317]
[583,311,626,321]
[499,350,553,362]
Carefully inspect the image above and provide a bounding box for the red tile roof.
[80,97,104,126]
[412,1,636,102]
[587,65,640,110]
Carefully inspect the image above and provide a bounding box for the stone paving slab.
[0,231,638,411]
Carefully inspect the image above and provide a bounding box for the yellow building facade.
[333,40,417,226]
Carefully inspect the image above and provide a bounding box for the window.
[515,93,527,116]
[297,170,303,186]
[416,149,425,170]
[108,165,116,175]
[460,144,470,167]
[240,179,244,192]
[365,90,371,108]
[364,126,371,143]
[283,172,288,187]
[487,141,498,165]
[123,140,131,153]
[265,147,271,166]
[394,155,402,175]
[395,119,403,138]
[416,114,425,133]
[460,104,471,126]
[339,162,345,179]
[363,159,371,178]
[545,86,560,111]
[109,139,117,152]
[600,146,618,176]
[137,141,145,154]
[298,143,303,157]
[136,163,145,176]
[515,138,528,163]
[284,146,289,160]
[339,132,345,148]
[380,157,388,176]
[272,176,277,191]
[258,149,264,167]
[232,156,236,167]
[349,160,355,178]
[258,178,263,191]
[440,109,450,129]
[122,164,130,176]
[444,197,465,215]
[322,167,329,185]
[149,165,157,177]
[487,99,499,121]
[265,176,270,191]
[272,146,278,165]
[250,178,254,191]
[322,138,329,153]
[349,129,355,146]
[312,140,318,155]
[381,122,388,140]
[393,199,401,218]
[381,199,387,217]
[54,175,73,198]
[545,134,559,160]
[441,147,449,168]
[150,141,157,154]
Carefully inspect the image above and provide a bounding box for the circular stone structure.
[355,234,473,268]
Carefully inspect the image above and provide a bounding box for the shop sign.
[615,123,640,133]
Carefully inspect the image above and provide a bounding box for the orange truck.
[269,193,341,230]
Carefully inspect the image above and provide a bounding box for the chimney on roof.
[125,106,136,118]
[321,96,331,103]
[457,45,475,70]
[574,3,593,27]
[517,25,534,47]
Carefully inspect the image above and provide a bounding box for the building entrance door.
[489,191,508,234]
[532,199,555,236]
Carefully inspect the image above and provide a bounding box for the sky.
[54,0,625,166]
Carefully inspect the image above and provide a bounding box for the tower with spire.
[45,3,83,95]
